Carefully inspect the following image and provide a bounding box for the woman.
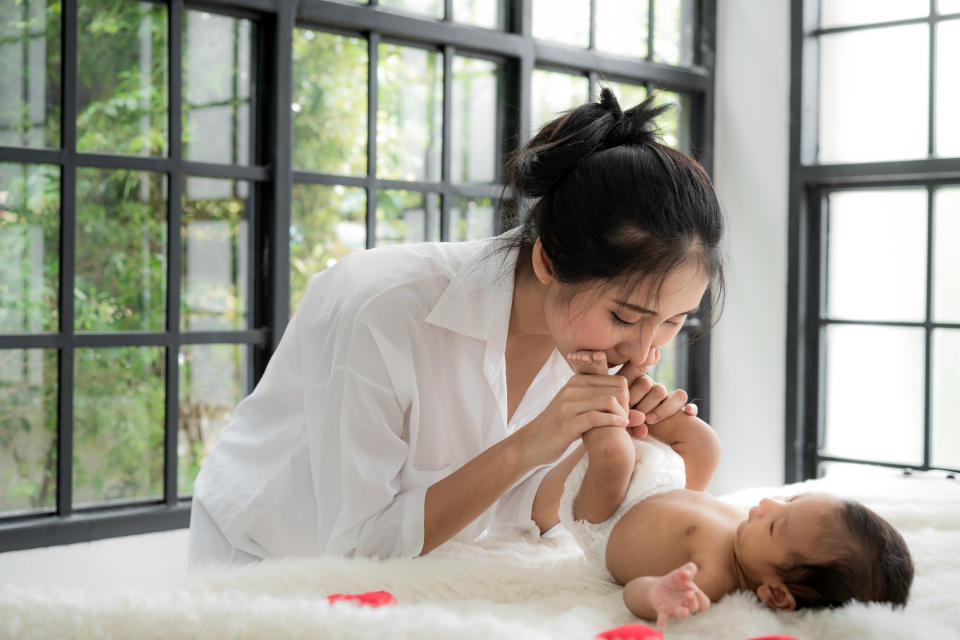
[188,88,725,566]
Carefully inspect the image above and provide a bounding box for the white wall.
[708,0,792,495]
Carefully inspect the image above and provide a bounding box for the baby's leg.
[567,350,637,524]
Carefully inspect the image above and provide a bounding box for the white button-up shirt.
[191,232,574,561]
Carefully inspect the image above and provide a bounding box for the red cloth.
[596,623,663,640]
[325,591,398,607]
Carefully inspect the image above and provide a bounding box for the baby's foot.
[566,350,608,375]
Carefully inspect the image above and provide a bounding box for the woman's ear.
[531,237,557,285]
[757,581,797,611]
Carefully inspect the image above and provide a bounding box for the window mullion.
[923,183,935,469]
[441,45,453,242]
[165,0,185,507]
[367,32,380,248]
[57,0,80,519]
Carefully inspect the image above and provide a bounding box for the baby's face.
[733,492,842,584]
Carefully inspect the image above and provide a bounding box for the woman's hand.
[517,368,630,468]
[617,350,697,432]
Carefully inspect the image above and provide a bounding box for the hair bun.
[602,90,673,148]
[599,86,623,122]
[504,88,674,200]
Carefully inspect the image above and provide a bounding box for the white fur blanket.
[2,472,959,640]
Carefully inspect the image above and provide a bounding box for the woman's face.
[543,259,709,369]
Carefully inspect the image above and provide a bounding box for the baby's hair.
[496,87,724,335]
[778,499,914,609]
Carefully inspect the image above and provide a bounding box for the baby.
[556,351,914,632]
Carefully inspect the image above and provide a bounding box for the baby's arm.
[567,351,637,524]
[623,563,712,634]
[644,411,721,491]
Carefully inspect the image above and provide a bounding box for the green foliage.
[74,168,167,332]
[181,179,249,330]
[0,348,57,513]
[290,184,365,311]
[376,43,442,181]
[72,347,165,504]
[0,162,60,333]
[76,0,168,156]
[291,29,367,175]
[0,0,62,148]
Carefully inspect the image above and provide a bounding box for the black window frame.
[0,0,717,553]
[786,0,960,482]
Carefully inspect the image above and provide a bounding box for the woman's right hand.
[517,369,631,468]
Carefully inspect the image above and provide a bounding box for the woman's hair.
[498,87,725,330]
[778,500,914,610]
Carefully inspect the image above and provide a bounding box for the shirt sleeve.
[300,280,427,560]
[490,464,555,539]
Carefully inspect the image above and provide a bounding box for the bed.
[2,471,958,639]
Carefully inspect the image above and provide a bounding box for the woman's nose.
[619,336,655,367]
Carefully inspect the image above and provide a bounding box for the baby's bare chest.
[604,491,734,585]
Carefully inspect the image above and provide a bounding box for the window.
[0,0,715,552]
[787,0,960,481]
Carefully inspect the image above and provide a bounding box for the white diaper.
[559,437,686,579]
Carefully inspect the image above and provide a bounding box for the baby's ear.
[757,582,797,611]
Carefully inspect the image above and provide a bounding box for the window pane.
[290,184,366,312]
[73,346,165,507]
[183,11,255,166]
[377,44,443,182]
[449,196,493,241]
[376,190,439,245]
[941,0,960,13]
[0,0,60,149]
[650,335,687,392]
[0,162,59,333]
[932,330,960,469]
[820,0,928,28]
[819,25,928,163]
[292,30,367,176]
[453,0,504,29]
[379,0,443,19]
[178,344,249,496]
[75,169,167,331]
[823,325,925,465]
[826,190,927,322]
[653,0,695,66]
[532,0,589,47]
[653,89,691,152]
[77,1,168,157]
[452,56,500,184]
[934,188,960,322]
[0,348,57,516]
[936,19,960,157]
[595,0,649,58]
[181,177,250,331]
[530,69,588,132]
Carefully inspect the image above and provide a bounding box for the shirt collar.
[425,229,520,347]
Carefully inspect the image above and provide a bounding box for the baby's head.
[733,492,913,611]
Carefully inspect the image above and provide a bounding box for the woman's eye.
[611,312,637,326]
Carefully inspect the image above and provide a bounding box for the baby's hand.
[566,349,609,375]
[649,562,711,634]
